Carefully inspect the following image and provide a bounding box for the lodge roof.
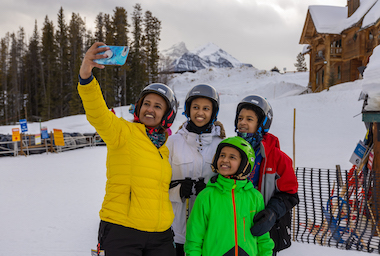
[307,0,379,34]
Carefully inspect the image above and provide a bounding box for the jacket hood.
[208,174,253,193]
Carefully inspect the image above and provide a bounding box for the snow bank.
[362,46,380,111]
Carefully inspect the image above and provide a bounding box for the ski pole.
[185,177,192,223]
[186,197,190,223]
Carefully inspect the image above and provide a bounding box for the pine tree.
[111,7,129,107]
[17,28,27,120]
[98,13,116,106]
[144,10,161,84]
[24,20,42,121]
[128,3,147,104]
[294,52,307,72]
[40,16,57,120]
[94,13,105,42]
[0,34,9,124]
[8,29,26,123]
[68,12,86,115]
[56,7,70,117]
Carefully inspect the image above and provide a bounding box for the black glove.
[250,208,277,236]
[194,178,206,195]
[180,178,194,198]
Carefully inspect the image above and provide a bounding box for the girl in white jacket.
[166,84,225,256]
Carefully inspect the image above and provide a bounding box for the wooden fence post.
[362,112,380,233]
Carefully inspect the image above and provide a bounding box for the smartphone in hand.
[94,46,129,65]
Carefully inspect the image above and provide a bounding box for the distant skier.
[235,95,299,255]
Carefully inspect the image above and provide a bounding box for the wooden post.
[19,133,26,156]
[373,122,380,232]
[324,35,331,91]
[362,112,380,233]
[310,42,317,92]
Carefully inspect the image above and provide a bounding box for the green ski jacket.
[185,174,274,256]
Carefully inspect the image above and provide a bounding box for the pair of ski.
[316,136,374,249]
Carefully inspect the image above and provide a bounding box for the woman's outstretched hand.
[79,42,109,79]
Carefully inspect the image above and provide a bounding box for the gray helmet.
[183,84,220,123]
[134,83,178,129]
[234,95,273,134]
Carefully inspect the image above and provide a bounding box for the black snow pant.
[98,220,175,256]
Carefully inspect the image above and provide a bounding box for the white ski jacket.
[166,121,224,244]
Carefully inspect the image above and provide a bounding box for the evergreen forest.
[0,4,163,125]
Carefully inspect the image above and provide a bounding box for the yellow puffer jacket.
[78,77,174,232]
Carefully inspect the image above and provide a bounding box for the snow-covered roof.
[301,44,311,54]
[309,0,379,34]
[362,0,380,28]
[309,5,347,34]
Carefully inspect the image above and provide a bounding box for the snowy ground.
[1,58,377,255]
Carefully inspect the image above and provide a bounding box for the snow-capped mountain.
[160,42,189,60]
[160,42,247,72]
[159,42,189,72]
[191,42,242,68]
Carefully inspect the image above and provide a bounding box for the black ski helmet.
[234,95,273,134]
[134,83,178,129]
[183,84,220,123]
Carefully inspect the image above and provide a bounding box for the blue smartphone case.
[94,46,129,65]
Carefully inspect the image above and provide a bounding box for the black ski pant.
[98,220,175,256]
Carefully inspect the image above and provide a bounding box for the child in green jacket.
[185,136,274,256]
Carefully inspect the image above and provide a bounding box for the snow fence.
[294,164,380,253]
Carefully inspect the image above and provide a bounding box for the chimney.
[348,0,360,17]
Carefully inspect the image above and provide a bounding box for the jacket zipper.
[156,149,163,230]
[231,181,238,256]
[243,217,246,242]
[260,145,267,204]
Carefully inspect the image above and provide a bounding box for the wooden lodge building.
[300,0,380,92]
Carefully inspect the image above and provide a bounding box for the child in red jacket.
[235,95,299,255]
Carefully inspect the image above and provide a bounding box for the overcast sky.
[1,0,347,71]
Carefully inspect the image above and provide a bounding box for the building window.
[338,66,341,80]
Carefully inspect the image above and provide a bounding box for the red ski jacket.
[256,133,298,204]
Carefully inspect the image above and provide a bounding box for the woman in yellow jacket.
[78,42,178,256]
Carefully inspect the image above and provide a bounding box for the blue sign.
[20,119,28,133]
[353,141,366,159]
[41,127,49,139]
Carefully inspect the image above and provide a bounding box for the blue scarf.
[237,131,264,187]
[146,128,166,148]
[237,131,263,151]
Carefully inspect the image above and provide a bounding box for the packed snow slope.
[1,61,375,255]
